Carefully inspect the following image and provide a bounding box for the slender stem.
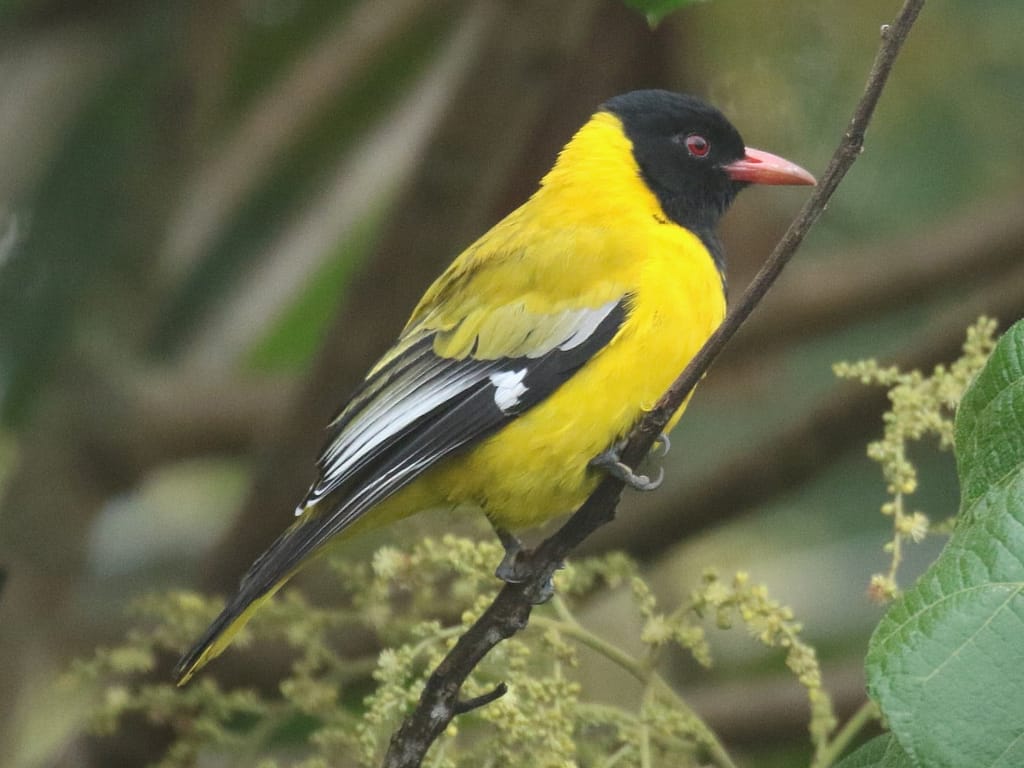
[408,624,466,661]
[550,593,578,624]
[650,677,740,768]
[639,685,654,768]
[812,700,881,768]
[532,614,648,681]
[531,614,739,768]
[598,743,633,768]
[888,490,906,583]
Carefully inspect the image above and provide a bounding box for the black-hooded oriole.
[175,89,814,684]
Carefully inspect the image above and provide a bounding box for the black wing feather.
[245,298,626,583]
[174,299,627,681]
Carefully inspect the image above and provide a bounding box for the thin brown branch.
[382,1,926,765]
[105,370,294,471]
[0,363,289,577]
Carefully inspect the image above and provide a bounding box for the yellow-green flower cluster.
[834,317,997,599]
[70,535,838,766]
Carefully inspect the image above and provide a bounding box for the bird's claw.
[493,527,558,604]
[590,444,665,492]
[494,529,529,583]
[653,433,671,458]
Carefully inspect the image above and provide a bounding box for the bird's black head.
[603,91,747,244]
[602,90,814,265]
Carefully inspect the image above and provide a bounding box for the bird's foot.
[494,528,529,582]
[589,442,665,491]
[653,432,671,458]
[493,527,558,604]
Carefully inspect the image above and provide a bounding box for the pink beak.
[724,147,816,186]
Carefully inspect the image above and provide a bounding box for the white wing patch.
[295,360,496,514]
[489,368,528,412]
[295,298,625,515]
[555,300,621,352]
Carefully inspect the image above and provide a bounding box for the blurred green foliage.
[71,540,828,767]
[0,16,175,422]
[152,7,453,357]
[623,0,709,27]
[1,1,1022,766]
[69,317,1017,766]
[247,208,386,372]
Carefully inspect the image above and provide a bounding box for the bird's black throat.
[602,89,749,279]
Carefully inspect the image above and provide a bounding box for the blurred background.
[0,0,1021,765]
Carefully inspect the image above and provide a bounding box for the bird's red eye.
[685,134,710,158]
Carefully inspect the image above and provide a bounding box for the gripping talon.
[532,578,555,604]
[492,526,558,603]
[494,527,528,583]
[653,433,671,458]
[590,445,665,492]
[641,465,665,491]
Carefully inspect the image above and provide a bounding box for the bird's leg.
[589,438,666,491]
[491,525,557,604]
[493,526,527,582]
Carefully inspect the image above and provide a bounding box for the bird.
[174,89,814,685]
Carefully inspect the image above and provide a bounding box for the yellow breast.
[385,111,727,531]
[442,225,724,529]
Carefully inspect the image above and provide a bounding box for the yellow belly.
[422,226,725,530]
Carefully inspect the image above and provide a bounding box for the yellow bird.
[175,90,814,684]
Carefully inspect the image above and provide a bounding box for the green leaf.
[621,0,707,27]
[954,323,1024,514]
[865,318,1024,767]
[833,734,915,768]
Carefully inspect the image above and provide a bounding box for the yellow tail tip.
[173,582,287,686]
[173,643,219,686]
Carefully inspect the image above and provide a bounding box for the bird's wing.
[300,295,628,519]
[249,296,627,601]
[175,295,629,683]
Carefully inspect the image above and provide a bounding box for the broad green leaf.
[954,325,1024,514]
[834,734,915,768]
[622,0,707,26]
[866,319,1024,767]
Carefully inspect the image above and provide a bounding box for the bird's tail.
[173,516,314,685]
[174,467,428,684]
[173,576,292,685]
